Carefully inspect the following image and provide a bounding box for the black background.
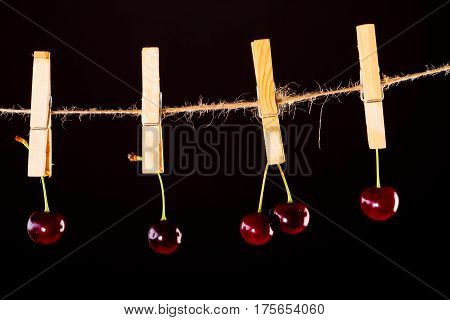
[0,0,449,299]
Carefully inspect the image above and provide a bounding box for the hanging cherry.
[240,213,273,246]
[148,220,182,255]
[16,136,66,245]
[128,153,182,255]
[240,164,273,246]
[27,211,65,245]
[360,187,399,221]
[360,149,399,221]
[273,164,310,235]
[148,174,182,255]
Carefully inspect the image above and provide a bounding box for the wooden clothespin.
[357,24,386,149]
[28,51,52,177]
[141,47,164,174]
[251,39,286,165]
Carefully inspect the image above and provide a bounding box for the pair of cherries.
[240,202,310,245]
[239,164,308,246]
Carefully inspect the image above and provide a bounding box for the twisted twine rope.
[1,64,448,119]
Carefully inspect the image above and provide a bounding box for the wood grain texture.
[142,125,164,173]
[251,39,285,165]
[364,101,386,149]
[142,47,160,125]
[141,47,164,173]
[357,24,386,149]
[357,24,383,102]
[28,51,52,177]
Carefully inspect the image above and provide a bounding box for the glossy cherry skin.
[273,202,310,235]
[360,186,399,221]
[148,220,182,255]
[27,211,66,245]
[240,213,273,246]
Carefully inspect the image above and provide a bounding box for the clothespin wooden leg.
[28,51,52,177]
[142,47,164,174]
[357,24,386,149]
[251,39,286,165]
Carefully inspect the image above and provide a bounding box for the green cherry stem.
[15,136,51,213]
[157,173,166,221]
[257,163,269,213]
[40,176,50,213]
[277,164,293,203]
[375,149,381,188]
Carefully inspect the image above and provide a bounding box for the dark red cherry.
[240,213,273,246]
[27,211,66,245]
[273,202,310,235]
[148,220,182,255]
[360,186,399,221]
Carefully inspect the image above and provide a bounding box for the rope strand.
[1,64,448,117]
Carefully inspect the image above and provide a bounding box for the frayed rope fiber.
[1,64,449,119]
